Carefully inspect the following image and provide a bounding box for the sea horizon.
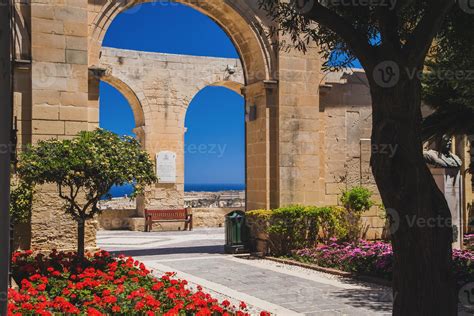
[107,183,245,198]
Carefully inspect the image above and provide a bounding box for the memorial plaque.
[156,151,177,183]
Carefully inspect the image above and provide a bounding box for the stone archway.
[99,73,146,128]
[98,47,246,211]
[88,0,276,84]
[23,0,328,250]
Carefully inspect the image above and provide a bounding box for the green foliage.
[340,186,374,214]
[248,205,358,256]
[267,205,319,256]
[17,129,157,255]
[9,177,33,225]
[246,209,273,221]
[422,7,474,142]
[316,206,348,243]
[258,0,453,71]
[340,186,375,240]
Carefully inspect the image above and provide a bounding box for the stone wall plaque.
[156,151,177,183]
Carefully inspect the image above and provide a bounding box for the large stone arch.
[100,73,146,128]
[99,47,246,211]
[210,81,245,95]
[88,0,276,84]
[23,0,337,251]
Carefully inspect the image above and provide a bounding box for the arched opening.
[89,0,276,214]
[98,82,140,216]
[99,81,136,137]
[184,86,245,212]
[95,1,263,232]
[89,0,274,83]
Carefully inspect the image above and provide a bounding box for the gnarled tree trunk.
[369,73,456,315]
[77,219,85,259]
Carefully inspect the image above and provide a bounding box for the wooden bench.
[144,208,193,232]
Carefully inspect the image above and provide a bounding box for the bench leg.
[145,217,152,232]
[189,215,193,231]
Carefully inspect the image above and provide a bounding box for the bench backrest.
[145,209,189,220]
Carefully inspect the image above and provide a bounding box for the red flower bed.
[8,250,266,316]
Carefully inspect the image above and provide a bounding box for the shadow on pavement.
[109,244,225,257]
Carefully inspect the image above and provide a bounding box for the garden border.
[265,256,392,287]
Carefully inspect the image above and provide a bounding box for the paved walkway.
[97,228,392,315]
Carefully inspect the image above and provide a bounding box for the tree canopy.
[18,129,157,257]
[422,6,474,142]
[259,0,454,72]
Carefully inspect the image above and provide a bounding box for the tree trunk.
[77,219,85,259]
[0,2,12,315]
[369,73,456,315]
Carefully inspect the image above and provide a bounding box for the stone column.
[29,0,96,251]
[141,118,186,211]
[277,47,323,206]
[243,80,278,210]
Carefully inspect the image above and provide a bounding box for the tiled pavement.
[97,228,393,315]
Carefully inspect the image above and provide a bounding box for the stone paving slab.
[97,229,393,315]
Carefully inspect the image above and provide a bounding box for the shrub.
[9,250,256,315]
[317,206,349,243]
[340,186,376,240]
[9,177,33,225]
[340,186,375,213]
[18,129,157,258]
[247,206,356,256]
[267,206,319,256]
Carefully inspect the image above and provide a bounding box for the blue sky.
[100,2,245,186]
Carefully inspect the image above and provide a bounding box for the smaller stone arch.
[99,74,146,128]
[210,81,245,95]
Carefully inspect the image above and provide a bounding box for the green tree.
[9,177,33,226]
[422,6,474,142]
[258,0,462,313]
[340,186,375,240]
[18,129,157,258]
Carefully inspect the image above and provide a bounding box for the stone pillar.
[141,118,186,211]
[243,80,277,210]
[277,47,323,206]
[29,0,96,251]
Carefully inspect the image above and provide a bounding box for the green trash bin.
[224,210,249,254]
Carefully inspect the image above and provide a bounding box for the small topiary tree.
[340,186,375,240]
[18,129,157,258]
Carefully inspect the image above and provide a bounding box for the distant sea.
[107,183,245,198]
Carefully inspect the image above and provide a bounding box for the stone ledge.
[265,256,392,287]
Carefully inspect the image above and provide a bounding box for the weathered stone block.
[66,49,88,65]
[32,105,59,120]
[32,120,65,135]
[65,121,89,136]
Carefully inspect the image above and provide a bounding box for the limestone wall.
[15,0,388,251]
[320,70,385,239]
[98,207,242,232]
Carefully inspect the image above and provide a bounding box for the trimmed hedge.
[247,205,352,256]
